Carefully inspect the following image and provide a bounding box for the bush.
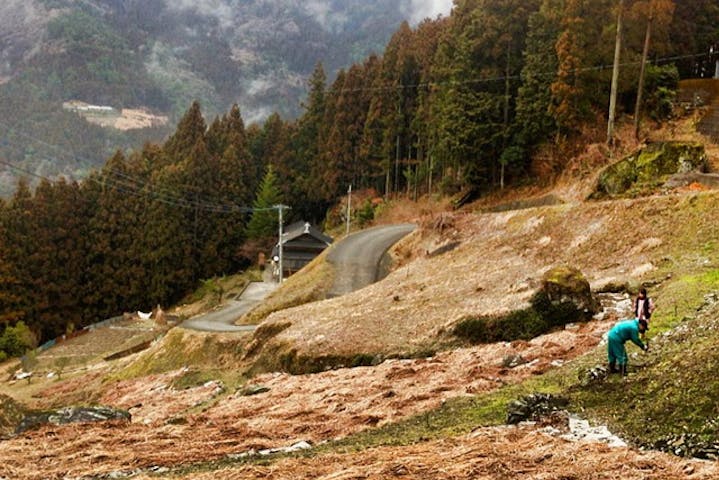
[453,292,582,344]
[357,199,375,226]
[644,64,679,121]
[0,321,37,359]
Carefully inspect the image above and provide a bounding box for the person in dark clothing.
[634,287,655,342]
[634,288,655,323]
[607,318,648,375]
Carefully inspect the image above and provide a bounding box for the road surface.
[180,224,415,331]
[327,223,416,297]
[179,281,278,332]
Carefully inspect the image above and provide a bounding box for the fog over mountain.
[405,0,453,24]
[0,0,451,195]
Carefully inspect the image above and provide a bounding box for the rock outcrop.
[16,406,131,434]
[593,142,708,198]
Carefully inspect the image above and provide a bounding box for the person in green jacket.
[607,318,648,375]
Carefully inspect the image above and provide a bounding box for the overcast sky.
[407,0,453,24]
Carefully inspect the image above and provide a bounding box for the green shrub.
[357,199,375,226]
[453,292,581,344]
[0,321,37,359]
[644,64,679,121]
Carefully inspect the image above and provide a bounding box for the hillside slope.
[249,190,719,367]
[3,187,719,477]
[3,135,719,477]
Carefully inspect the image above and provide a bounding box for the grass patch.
[322,361,580,453]
[240,253,335,325]
[111,329,249,381]
[453,291,585,344]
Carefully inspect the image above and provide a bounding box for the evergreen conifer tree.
[246,167,283,240]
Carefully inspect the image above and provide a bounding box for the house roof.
[281,221,333,246]
[271,221,333,258]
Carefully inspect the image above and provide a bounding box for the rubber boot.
[609,361,617,374]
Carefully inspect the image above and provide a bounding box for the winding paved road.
[326,223,416,297]
[180,282,278,332]
[180,224,415,331]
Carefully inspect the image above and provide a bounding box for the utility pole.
[634,1,655,140]
[607,0,625,147]
[501,38,511,190]
[346,184,352,236]
[273,204,289,283]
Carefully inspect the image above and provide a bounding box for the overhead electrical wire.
[332,51,714,93]
[0,121,250,214]
[0,51,713,210]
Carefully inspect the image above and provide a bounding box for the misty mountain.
[0,0,449,195]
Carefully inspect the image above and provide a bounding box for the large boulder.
[0,394,26,437]
[594,142,708,197]
[538,265,599,319]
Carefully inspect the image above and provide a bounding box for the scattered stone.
[506,393,569,425]
[240,384,270,396]
[16,406,131,434]
[560,415,627,448]
[653,433,719,459]
[230,440,313,459]
[501,354,528,369]
[286,440,312,452]
[579,365,609,387]
[427,241,460,258]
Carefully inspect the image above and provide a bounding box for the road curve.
[180,224,414,331]
[179,282,277,332]
[326,223,416,298]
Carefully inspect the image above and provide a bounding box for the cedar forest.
[0,0,717,356]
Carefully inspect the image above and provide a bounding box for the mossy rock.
[540,265,599,317]
[594,142,707,198]
[16,406,131,434]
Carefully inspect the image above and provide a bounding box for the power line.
[0,122,250,213]
[332,51,714,94]
[0,49,711,209]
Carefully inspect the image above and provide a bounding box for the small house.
[271,221,333,277]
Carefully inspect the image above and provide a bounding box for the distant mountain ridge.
[0,0,445,195]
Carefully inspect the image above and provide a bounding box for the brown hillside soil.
[253,190,719,363]
[136,426,717,480]
[0,320,609,479]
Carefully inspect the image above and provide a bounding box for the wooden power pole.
[634,2,655,139]
[607,0,625,146]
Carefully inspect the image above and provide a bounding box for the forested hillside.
[0,0,421,196]
[0,0,717,355]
